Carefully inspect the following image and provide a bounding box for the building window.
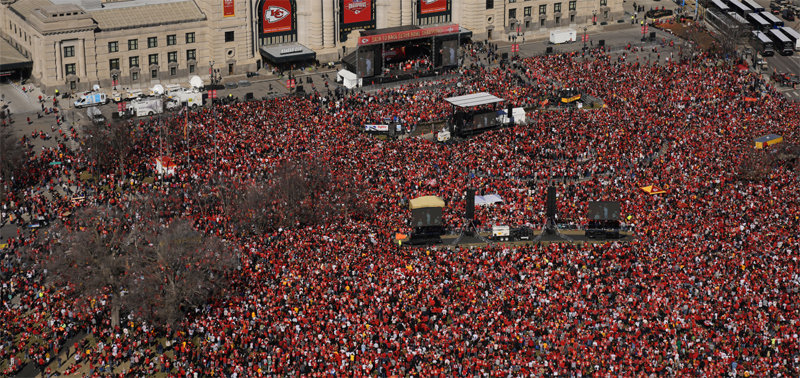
[170,66,177,76]
[65,63,76,75]
[186,32,195,43]
[525,20,531,28]
[168,51,178,63]
[147,36,157,48]
[600,0,607,5]
[69,81,77,90]
[225,31,234,42]
[539,4,546,14]
[540,18,545,26]
[167,34,176,46]
[186,49,196,61]
[108,41,118,53]
[509,8,517,19]
[189,64,195,73]
[129,56,139,68]
[569,0,576,10]
[132,71,139,81]
[149,54,158,66]
[524,6,532,16]
[554,3,561,12]
[570,14,575,22]
[109,58,119,70]
[63,46,74,58]
[128,39,138,50]
[555,16,560,24]
[509,0,516,2]
[486,0,493,9]
[151,69,158,79]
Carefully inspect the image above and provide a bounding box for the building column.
[309,0,323,48]
[78,38,86,77]
[401,0,412,26]
[322,0,334,48]
[55,41,63,81]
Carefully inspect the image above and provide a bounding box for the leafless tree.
[224,158,371,235]
[36,201,237,327]
[82,120,139,174]
[0,127,26,202]
[737,148,773,181]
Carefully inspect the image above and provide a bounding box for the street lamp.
[209,60,215,86]
[592,10,597,25]
[583,26,588,51]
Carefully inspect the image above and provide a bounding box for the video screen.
[411,208,442,227]
[587,201,621,220]
[441,40,458,67]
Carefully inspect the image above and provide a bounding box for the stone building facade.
[1,0,623,92]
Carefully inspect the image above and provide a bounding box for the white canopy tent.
[337,69,361,89]
[474,194,504,206]
[444,92,504,108]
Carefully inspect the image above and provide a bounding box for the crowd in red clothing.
[1,45,799,376]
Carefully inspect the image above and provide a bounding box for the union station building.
[0,0,623,92]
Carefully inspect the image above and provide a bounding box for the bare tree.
[126,219,237,326]
[36,201,237,327]
[224,158,371,235]
[737,148,773,181]
[82,120,139,174]
[0,127,26,202]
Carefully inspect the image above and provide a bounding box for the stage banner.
[223,0,235,17]
[358,24,459,45]
[420,0,448,14]
[364,124,389,132]
[343,0,373,24]
[262,0,293,34]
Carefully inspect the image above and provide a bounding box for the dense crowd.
[1,42,799,377]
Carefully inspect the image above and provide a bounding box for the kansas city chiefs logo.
[265,6,289,23]
[347,0,367,14]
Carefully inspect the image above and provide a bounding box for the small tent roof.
[444,92,504,108]
[409,196,445,209]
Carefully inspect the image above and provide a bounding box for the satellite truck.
[126,97,164,117]
[549,29,577,44]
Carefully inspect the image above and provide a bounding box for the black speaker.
[112,111,120,119]
[465,188,476,220]
[649,32,656,41]
[598,40,605,47]
[296,85,305,93]
[501,52,509,60]
[546,46,553,54]
[546,186,557,218]
[245,92,254,100]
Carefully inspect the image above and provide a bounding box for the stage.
[397,229,635,247]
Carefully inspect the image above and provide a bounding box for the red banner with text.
[358,24,459,46]
[342,0,373,24]
[420,0,447,14]
[262,0,292,34]
[223,0,235,17]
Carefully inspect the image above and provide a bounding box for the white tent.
[475,194,504,206]
[337,69,361,89]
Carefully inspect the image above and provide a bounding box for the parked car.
[782,9,795,20]
[224,82,239,89]
[237,80,252,87]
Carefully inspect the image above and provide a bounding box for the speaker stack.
[465,188,476,220]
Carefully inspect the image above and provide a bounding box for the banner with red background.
[223,0,234,17]
[420,0,448,14]
[262,0,293,34]
[342,0,373,24]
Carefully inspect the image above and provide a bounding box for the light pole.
[209,60,215,86]
[583,26,588,51]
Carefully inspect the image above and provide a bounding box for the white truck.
[126,97,164,117]
[74,92,108,108]
[167,89,203,109]
[549,29,577,44]
[86,106,106,125]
